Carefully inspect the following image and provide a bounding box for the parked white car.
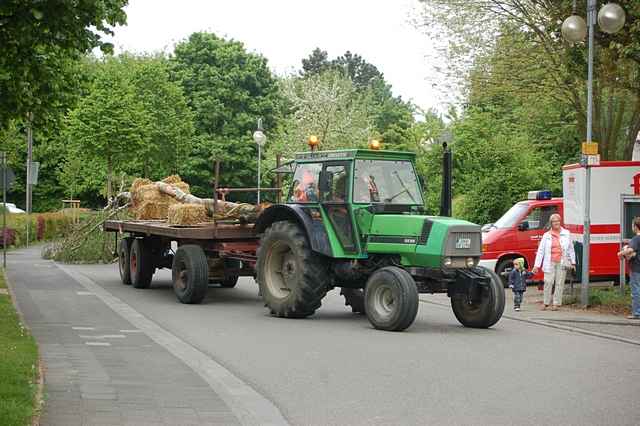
[0,202,26,213]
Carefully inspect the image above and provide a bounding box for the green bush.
[42,212,117,264]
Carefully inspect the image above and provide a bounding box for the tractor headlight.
[466,257,475,268]
[444,257,452,267]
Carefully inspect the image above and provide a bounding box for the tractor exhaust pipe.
[440,142,452,217]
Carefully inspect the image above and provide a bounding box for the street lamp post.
[562,1,626,307]
[252,119,267,205]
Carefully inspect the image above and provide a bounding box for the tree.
[0,0,128,127]
[299,48,416,149]
[172,32,283,197]
[126,55,194,179]
[64,57,148,199]
[301,48,331,76]
[275,70,372,155]
[417,0,640,159]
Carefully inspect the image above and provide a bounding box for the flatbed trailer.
[104,219,261,294]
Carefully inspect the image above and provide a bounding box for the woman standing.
[532,213,576,311]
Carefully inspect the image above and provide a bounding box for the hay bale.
[167,203,208,225]
[135,201,174,220]
[128,175,192,220]
[162,175,190,194]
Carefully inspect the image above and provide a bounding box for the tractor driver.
[292,168,319,203]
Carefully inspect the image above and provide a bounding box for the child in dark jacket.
[508,258,533,311]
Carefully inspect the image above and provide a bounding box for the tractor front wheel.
[364,267,419,331]
[451,266,505,328]
[257,221,329,318]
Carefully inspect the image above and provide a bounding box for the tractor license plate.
[456,238,471,249]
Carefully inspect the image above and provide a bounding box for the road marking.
[72,326,95,330]
[76,291,95,296]
[56,263,289,426]
[119,329,143,333]
[85,342,111,346]
[78,335,126,339]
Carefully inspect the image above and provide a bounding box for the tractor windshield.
[353,159,423,205]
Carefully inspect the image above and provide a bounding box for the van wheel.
[496,258,515,288]
[451,266,505,328]
[257,221,329,318]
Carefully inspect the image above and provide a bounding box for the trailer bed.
[104,219,258,241]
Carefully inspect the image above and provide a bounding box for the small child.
[508,258,533,311]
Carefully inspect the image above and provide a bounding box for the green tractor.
[255,148,504,331]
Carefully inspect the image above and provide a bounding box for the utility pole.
[2,152,7,268]
[26,112,33,248]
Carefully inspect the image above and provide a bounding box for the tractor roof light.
[369,139,381,150]
[308,135,319,151]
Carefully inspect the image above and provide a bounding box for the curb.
[2,269,45,426]
[419,298,640,347]
[56,263,290,426]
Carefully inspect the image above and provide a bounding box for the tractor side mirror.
[518,221,529,231]
[318,170,332,194]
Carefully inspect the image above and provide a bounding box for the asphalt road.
[67,262,640,426]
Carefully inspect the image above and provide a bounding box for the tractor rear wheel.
[364,267,419,331]
[118,237,133,285]
[172,245,209,304]
[130,239,154,289]
[340,287,365,314]
[451,266,505,328]
[257,221,329,318]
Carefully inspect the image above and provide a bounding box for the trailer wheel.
[364,267,419,331]
[118,237,133,285]
[172,245,209,304]
[340,287,365,314]
[130,239,154,289]
[257,221,329,318]
[451,266,505,328]
[219,259,240,288]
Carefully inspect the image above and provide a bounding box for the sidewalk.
[421,286,640,345]
[4,247,240,426]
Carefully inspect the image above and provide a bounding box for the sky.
[105,0,448,114]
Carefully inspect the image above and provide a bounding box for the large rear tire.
[364,267,419,331]
[256,221,329,318]
[172,245,209,304]
[340,287,365,314]
[118,237,133,285]
[451,266,505,328]
[130,239,154,289]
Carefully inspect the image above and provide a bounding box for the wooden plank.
[104,220,257,241]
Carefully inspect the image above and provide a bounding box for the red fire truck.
[480,161,640,284]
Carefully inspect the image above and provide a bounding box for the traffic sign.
[0,166,15,190]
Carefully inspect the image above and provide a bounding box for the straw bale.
[135,201,173,220]
[167,203,208,225]
[162,175,190,194]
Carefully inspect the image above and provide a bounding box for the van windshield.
[494,203,529,229]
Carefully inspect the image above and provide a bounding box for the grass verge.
[565,286,632,315]
[0,270,39,426]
